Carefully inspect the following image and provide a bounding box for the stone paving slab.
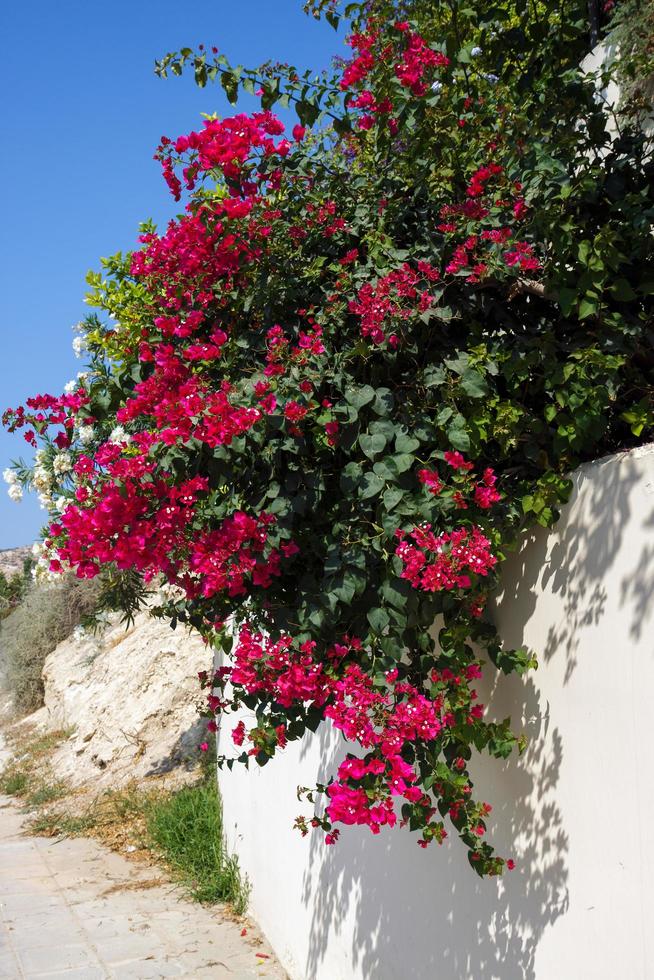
[0,797,286,979]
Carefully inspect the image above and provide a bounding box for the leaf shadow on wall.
[619,503,654,642]
[496,450,643,684]
[300,666,568,980]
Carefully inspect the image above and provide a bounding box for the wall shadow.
[619,506,654,642]
[302,668,567,980]
[494,451,641,683]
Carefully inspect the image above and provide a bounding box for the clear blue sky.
[0,0,339,549]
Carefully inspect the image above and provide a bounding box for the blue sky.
[0,0,340,549]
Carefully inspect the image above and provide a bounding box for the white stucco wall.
[217,443,654,980]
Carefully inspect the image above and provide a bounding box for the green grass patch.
[145,779,248,912]
[25,781,67,807]
[0,767,29,795]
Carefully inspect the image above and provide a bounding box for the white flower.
[7,483,23,502]
[484,73,499,84]
[32,545,67,584]
[3,467,17,486]
[78,425,95,445]
[37,490,53,509]
[72,336,86,358]
[109,425,131,445]
[54,495,68,512]
[471,46,483,57]
[33,559,59,584]
[71,320,86,334]
[32,464,52,494]
[53,452,73,476]
[64,379,77,393]
[431,81,443,93]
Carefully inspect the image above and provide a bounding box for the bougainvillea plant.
[4,0,653,875]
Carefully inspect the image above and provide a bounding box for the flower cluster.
[393,25,450,97]
[209,629,493,851]
[155,111,290,200]
[349,262,440,345]
[418,453,502,512]
[183,513,290,599]
[395,525,498,593]
[439,164,540,283]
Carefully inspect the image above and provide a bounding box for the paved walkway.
[0,797,285,980]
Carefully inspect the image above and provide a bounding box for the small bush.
[0,575,101,715]
[146,779,248,911]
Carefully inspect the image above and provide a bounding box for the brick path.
[0,798,285,980]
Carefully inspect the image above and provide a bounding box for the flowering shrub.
[4,0,653,875]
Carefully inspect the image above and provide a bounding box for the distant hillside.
[0,546,32,579]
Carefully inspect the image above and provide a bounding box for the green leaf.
[447,416,470,452]
[194,59,208,88]
[383,487,404,511]
[460,369,488,399]
[381,578,410,609]
[345,385,376,410]
[296,98,321,126]
[578,297,598,319]
[372,388,395,416]
[373,459,396,480]
[423,367,446,387]
[360,433,387,459]
[360,473,385,499]
[220,71,239,103]
[395,433,420,453]
[340,462,362,492]
[610,279,636,302]
[392,454,414,473]
[367,607,390,633]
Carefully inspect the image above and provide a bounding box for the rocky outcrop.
[41,611,212,789]
[0,546,31,579]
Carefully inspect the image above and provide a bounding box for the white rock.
[42,611,211,789]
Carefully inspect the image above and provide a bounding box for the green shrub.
[0,558,33,621]
[0,575,101,715]
[146,779,249,911]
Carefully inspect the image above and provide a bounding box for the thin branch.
[507,278,558,301]
[471,276,558,302]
